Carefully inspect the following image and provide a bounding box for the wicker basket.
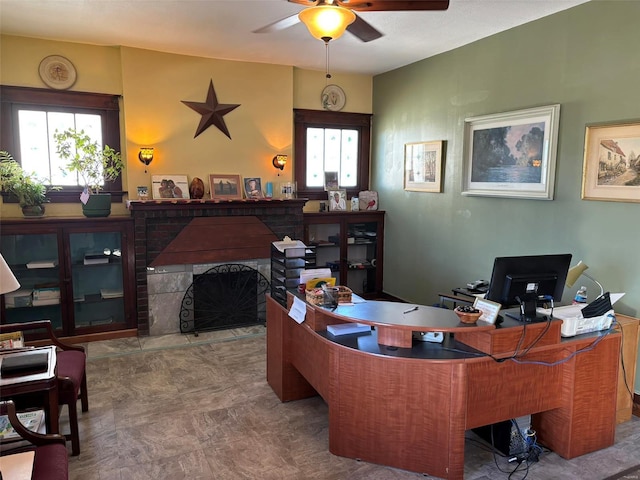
[454,306,482,324]
[306,286,352,306]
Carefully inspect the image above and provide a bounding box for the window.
[294,109,371,200]
[0,86,123,203]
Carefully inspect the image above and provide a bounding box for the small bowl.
[454,307,482,324]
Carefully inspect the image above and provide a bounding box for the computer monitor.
[485,253,572,322]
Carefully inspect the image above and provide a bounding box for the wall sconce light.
[138,147,154,173]
[272,154,288,175]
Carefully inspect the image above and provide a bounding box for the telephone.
[467,280,488,290]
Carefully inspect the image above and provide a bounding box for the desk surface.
[267,296,620,479]
[318,300,496,332]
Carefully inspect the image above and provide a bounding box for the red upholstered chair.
[0,320,88,456]
[0,400,69,480]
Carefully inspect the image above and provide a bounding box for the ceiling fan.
[254,0,450,43]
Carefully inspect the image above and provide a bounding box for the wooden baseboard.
[28,328,138,346]
[633,393,640,418]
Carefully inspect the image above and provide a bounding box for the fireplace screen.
[180,264,270,334]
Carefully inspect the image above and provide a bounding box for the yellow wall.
[0,35,373,218]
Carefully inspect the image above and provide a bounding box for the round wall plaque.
[39,55,77,90]
[321,84,346,111]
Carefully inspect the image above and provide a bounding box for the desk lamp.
[0,253,20,295]
[565,261,604,299]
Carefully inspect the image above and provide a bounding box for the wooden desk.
[267,295,620,479]
[0,347,59,434]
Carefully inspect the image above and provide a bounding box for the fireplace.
[179,263,270,334]
[128,199,306,335]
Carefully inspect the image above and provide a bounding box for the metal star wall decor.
[182,79,240,139]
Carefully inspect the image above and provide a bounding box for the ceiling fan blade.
[347,14,383,42]
[253,13,301,34]
[340,1,450,11]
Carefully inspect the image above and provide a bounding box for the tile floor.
[64,327,640,480]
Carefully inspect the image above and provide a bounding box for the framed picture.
[151,175,190,200]
[209,174,242,200]
[462,104,560,200]
[324,171,339,190]
[473,297,502,325]
[328,189,347,211]
[244,177,264,199]
[358,190,378,210]
[582,120,640,203]
[404,141,444,193]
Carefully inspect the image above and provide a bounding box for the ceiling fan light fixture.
[298,5,356,42]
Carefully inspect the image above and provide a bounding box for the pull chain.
[323,37,332,81]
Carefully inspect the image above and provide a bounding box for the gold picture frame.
[209,174,242,200]
[582,120,640,203]
[404,141,444,193]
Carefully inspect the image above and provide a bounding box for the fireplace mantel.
[129,198,307,335]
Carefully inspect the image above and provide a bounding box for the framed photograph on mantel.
[462,104,560,200]
[209,174,242,200]
[151,175,190,200]
[404,141,444,193]
[582,120,640,203]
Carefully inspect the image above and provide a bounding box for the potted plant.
[0,151,54,217]
[54,128,123,217]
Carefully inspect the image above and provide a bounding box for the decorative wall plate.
[321,84,346,111]
[38,55,77,90]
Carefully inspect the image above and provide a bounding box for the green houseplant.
[0,151,53,217]
[54,128,123,217]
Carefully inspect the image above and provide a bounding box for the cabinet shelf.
[304,211,384,298]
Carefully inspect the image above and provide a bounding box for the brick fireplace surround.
[128,199,307,335]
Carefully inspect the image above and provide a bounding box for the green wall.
[372,1,640,390]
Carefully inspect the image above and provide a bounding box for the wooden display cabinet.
[303,211,384,299]
[0,217,136,340]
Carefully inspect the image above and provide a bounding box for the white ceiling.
[0,0,590,76]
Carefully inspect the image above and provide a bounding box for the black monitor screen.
[485,254,572,322]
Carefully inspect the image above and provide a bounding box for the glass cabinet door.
[69,230,125,330]
[306,221,342,285]
[345,220,379,295]
[1,233,64,331]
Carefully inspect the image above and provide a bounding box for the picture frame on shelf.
[209,174,242,200]
[404,140,444,193]
[473,297,502,325]
[358,190,378,210]
[244,177,264,199]
[324,171,339,191]
[328,189,347,211]
[151,175,190,200]
[582,120,640,203]
[462,104,560,200]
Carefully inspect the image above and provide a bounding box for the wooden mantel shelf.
[127,198,308,212]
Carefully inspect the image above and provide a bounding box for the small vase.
[21,205,45,218]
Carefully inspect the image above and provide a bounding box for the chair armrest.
[0,401,66,447]
[0,320,84,353]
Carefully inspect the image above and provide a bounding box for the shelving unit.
[0,217,136,339]
[270,243,316,308]
[304,211,384,299]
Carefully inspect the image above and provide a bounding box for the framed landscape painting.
[582,120,640,203]
[404,141,444,193]
[462,104,560,200]
[209,174,242,200]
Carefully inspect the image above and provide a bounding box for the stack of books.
[32,286,60,306]
[3,289,32,308]
[84,254,109,265]
[26,259,57,269]
[0,410,45,441]
[100,289,123,299]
